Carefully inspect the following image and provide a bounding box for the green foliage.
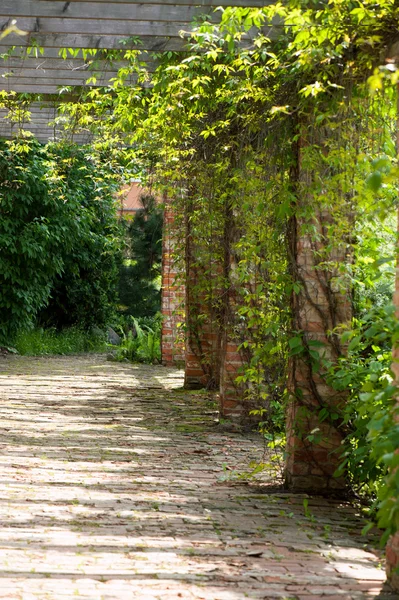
[13,327,106,356]
[113,314,161,364]
[329,306,395,491]
[38,143,123,331]
[0,138,123,341]
[45,0,399,540]
[0,137,77,342]
[327,302,399,542]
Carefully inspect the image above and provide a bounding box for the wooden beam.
[0,84,79,93]
[1,17,201,37]
[1,33,202,51]
[4,0,267,7]
[0,57,122,71]
[0,0,274,123]
[0,12,274,50]
[0,49,158,76]
[0,69,117,83]
[0,2,220,23]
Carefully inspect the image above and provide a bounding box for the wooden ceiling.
[0,1,269,140]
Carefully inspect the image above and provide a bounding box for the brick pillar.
[183,193,222,390]
[219,337,246,419]
[285,133,352,492]
[219,255,247,420]
[387,535,399,591]
[185,331,220,389]
[184,266,221,389]
[161,202,185,367]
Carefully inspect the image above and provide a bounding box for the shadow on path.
[0,354,394,600]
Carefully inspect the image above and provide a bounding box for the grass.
[13,327,107,356]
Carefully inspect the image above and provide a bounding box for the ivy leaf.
[348,336,361,352]
[366,172,383,192]
[289,336,302,349]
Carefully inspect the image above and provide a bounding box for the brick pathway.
[0,355,395,600]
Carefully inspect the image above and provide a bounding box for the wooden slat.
[0,57,121,71]
[0,69,116,82]
[0,84,75,93]
[1,17,198,37]
[0,12,271,50]
[0,2,220,23]
[0,53,158,72]
[19,1,267,6]
[2,32,202,51]
[0,77,109,85]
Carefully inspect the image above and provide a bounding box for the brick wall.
[183,254,221,389]
[219,338,246,419]
[185,329,220,390]
[161,203,185,367]
[285,206,351,492]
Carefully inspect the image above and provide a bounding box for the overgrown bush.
[0,137,77,342]
[38,143,123,331]
[0,137,123,344]
[113,314,161,363]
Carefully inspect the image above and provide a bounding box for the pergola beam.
[0,1,272,134]
[0,2,220,22]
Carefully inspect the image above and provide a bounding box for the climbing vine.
[16,0,399,539]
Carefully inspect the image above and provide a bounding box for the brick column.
[387,535,399,591]
[184,262,221,389]
[161,202,185,367]
[183,192,222,390]
[219,337,246,419]
[219,254,247,420]
[185,330,220,389]
[285,133,352,492]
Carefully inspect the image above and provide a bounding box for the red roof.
[117,182,144,214]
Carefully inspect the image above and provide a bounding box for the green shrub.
[38,143,123,331]
[329,305,394,494]
[0,138,123,343]
[0,138,74,342]
[327,302,399,540]
[114,314,161,364]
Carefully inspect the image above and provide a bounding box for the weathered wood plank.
[0,57,118,70]
[0,68,116,82]
[0,76,111,85]
[35,0,267,5]
[0,2,219,23]
[0,33,206,51]
[0,84,74,92]
[1,17,200,37]
[0,0,274,112]
[1,29,271,51]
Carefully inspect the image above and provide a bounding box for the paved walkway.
[0,355,394,600]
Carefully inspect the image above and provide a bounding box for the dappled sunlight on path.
[0,355,394,599]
